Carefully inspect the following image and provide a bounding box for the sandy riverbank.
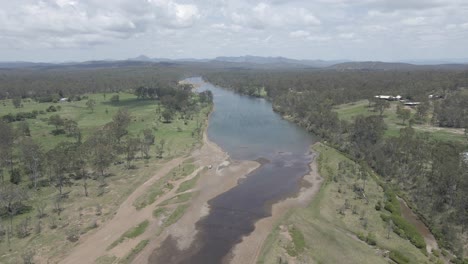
[227,148,323,264]
[132,132,260,263]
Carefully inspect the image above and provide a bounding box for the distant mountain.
[213,55,347,68]
[328,61,468,71]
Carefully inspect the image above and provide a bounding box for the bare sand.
[227,150,323,264]
[131,133,260,263]
[59,131,259,264]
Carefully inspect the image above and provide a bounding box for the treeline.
[0,84,212,255]
[203,70,468,260]
[0,65,186,100]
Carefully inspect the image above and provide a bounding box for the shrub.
[389,250,410,264]
[366,232,377,246]
[66,226,80,242]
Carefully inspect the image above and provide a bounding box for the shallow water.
[150,77,316,263]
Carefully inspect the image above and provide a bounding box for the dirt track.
[60,133,259,264]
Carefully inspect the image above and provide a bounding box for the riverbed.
[149,77,316,263]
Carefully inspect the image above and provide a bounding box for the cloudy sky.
[1,0,468,62]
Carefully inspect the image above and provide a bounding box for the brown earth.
[59,132,259,264]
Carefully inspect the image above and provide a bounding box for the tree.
[0,184,29,231]
[12,97,22,108]
[0,121,15,180]
[73,144,90,197]
[17,121,31,137]
[396,105,411,125]
[47,142,74,196]
[141,129,155,159]
[63,119,80,140]
[19,138,43,189]
[109,108,131,143]
[387,219,394,239]
[373,99,390,117]
[124,137,140,168]
[86,99,96,113]
[110,94,120,103]
[161,108,174,123]
[155,139,166,159]
[48,114,64,131]
[86,132,115,178]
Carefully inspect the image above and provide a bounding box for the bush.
[110,94,120,103]
[66,226,80,242]
[375,201,382,211]
[10,168,22,184]
[366,232,377,246]
[16,218,31,238]
[389,250,410,264]
[391,215,426,249]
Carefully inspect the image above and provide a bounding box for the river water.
[149,77,316,263]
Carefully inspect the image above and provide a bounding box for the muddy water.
[149,77,316,263]
[398,197,438,252]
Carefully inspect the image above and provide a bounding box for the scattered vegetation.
[107,220,149,250]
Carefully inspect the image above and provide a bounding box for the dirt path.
[131,133,260,263]
[60,131,260,264]
[60,157,185,264]
[227,151,323,264]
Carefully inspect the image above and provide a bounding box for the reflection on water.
[150,77,316,264]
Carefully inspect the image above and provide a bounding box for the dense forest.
[203,69,468,260]
[0,64,188,100]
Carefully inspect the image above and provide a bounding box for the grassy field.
[258,143,437,264]
[0,93,210,263]
[334,100,466,143]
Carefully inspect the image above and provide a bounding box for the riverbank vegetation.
[259,143,433,264]
[0,68,213,263]
[203,69,468,262]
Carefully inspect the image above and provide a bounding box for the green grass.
[133,177,173,210]
[133,161,197,210]
[258,143,432,264]
[0,93,211,263]
[159,192,195,206]
[107,220,149,250]
[334,100,465,143]
[176,173,201,193]
[285,226,306,257]
[119,239,149,264]
[95,255,118,264]
[164,204,189,227]
[168,162,196,181]
[152,207,169,218]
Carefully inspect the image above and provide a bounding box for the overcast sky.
[1,0,468,62]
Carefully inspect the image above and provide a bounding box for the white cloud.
[0,0,201,47]
[290,30,310,38]
[229,3,320,30]
[401,17,426,26]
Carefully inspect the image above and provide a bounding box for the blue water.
[150,77,316,264]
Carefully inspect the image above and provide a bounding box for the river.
[149,77,316,263]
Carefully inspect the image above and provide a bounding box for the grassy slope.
[334,100,465,143]
[258,144,433,264]
[0,94,209,263]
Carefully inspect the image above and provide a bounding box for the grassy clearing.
[152,207,169,218]
[176,172,201,193]
[167,162,196,181]
[163,204,190,227]
[107,220,149,250]
[133,176,174,210]
[118,239,149,264]
[258,143,433,264]
[0,93,210,263]
[95,255,118,264]
[133,161,197,210]
[159,192,195,206]
[334,100,465,143]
